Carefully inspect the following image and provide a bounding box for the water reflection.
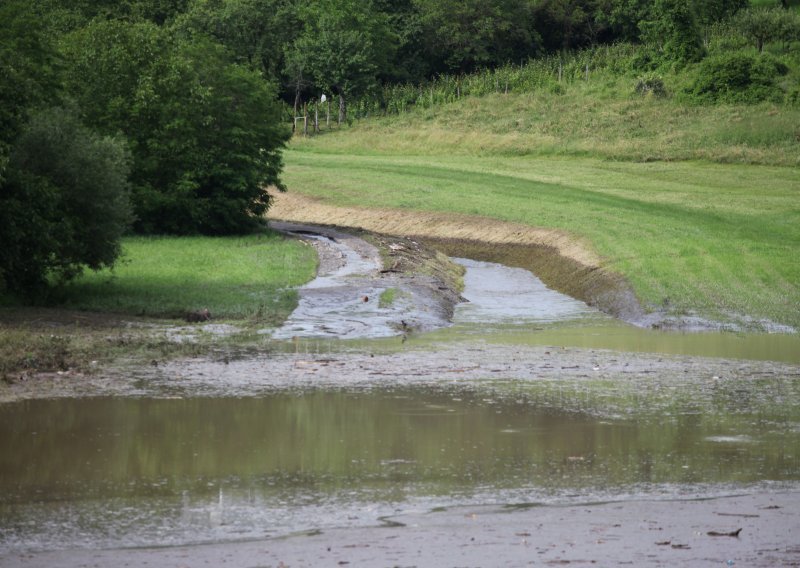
[1,385,797,549]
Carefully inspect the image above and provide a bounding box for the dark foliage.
[0,107,132,296]
[684,52,789,103]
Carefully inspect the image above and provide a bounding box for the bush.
[683,52,789,104]
[635,74,668,97]
[0,106,132,297]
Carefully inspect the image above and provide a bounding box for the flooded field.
[1,379,798,551]
[1,237,799,564]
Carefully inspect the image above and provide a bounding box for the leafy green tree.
[694,0,748,29]
[0,1,61,182]
[534,0,592,52]
[640,0,705,65]
[176,0,300,81]
[0,107,132,296]
[373,0,428,82]
[29,0,189,31]
[413,0,539,73]
[734,6,799,52]
[290,0,396,123]
[593,0,649,43]
[62,20,291,234]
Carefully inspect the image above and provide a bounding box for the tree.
[176,0,300,81]
[639,0,705,65]
[61,20,291,234]
[0,107,132,296]
[290,0,396,123]
[593,0,650,43]
[413,0,539,73]
[534,0,592,52]
[734,7,781,53]
[0,1,61,182]
[734,7,799,52]
[694,0,748,29]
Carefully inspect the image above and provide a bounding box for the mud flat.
[268,221,463,339]
[3,492,798,567]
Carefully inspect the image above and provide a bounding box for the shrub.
[683,52,789,104]
[0,106,132,297]
[635,74,668,97]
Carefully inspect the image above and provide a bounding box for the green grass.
[379,287,398,308]
[301,88,800,167]
[284,61,800,330]
[55,231,317,322]
[282,148,800,329]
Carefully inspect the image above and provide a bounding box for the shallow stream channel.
[1,225,799,563]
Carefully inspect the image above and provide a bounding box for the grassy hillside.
[283,71,800,330]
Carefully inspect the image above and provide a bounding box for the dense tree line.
[1,0,796,297]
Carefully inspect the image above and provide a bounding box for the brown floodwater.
[1,380,798,551]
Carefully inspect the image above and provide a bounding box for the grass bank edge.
[281,151,800,332]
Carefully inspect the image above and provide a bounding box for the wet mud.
[3,493,799,567]
[270,221,463,339]
[269,192,795,332]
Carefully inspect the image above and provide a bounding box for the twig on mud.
[707,528,742,537]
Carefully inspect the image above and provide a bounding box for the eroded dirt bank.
[4,492,798,567]
[269,192,649,326]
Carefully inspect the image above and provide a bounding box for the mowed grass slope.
[284,129,800,329]
[55,232,317,323]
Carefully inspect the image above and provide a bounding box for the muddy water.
[453,257,604,325]
[1,380,798,551]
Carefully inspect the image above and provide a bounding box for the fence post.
[303,102,308,136]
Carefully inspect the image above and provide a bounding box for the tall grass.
[346,45,643,121]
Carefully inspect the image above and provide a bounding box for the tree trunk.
[338,93,346,125]
[293,78,301,133]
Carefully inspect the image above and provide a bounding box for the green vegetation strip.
[283,149,800,329]
[56,232,317,322]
